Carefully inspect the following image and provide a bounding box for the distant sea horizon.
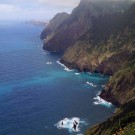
[0,21,115,135]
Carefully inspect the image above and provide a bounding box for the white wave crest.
[87,72,92,74]
[102,85,105,88]
[93,92,112,107]
[75,73,81,75]
[43,50,50,54]
[55,117,86,133]
[56,60,74,72]
[86,82,97,87]
[46,62,52,65]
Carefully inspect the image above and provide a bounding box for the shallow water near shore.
[0,21,115,135]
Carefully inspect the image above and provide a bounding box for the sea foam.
[93,92,112,107]
[87,72,92,75]
[86,82,97,87]
[75,73,81,75]
[46,62,52,65]
[55,117,86,133]
[43,50,50,54]
[56,60,74,72]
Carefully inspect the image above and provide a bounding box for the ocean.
[0,21,115,135]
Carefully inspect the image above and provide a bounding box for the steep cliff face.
[42,0,131,52]
[61,3,135,106]
[41,1,135,134]
[40,12,69,40]
[100,64,135,106]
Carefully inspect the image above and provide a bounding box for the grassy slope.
[85,99,135,135]
[62,3,135,105]
[61,3,135,134]
[41,2,135,134]
[42,0,132,52]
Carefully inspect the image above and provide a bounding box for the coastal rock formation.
[61,3,135,134]
[40,12,69,40]
[41,0,135,134]
[61,3,135,106]
[85,99,135,135]
[41,0,131,52]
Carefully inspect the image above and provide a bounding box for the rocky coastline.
[41,0,135,134]
[60,58,120,107]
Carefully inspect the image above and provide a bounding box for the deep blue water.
[0,22,114,135]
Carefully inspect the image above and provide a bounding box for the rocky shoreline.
[60,58,119,106]
[41,0,135,134]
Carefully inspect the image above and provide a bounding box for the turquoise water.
[0,22,114,135]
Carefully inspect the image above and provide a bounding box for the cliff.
[85,99,135,135]
[42,0,132,52]
[41,0,135,134]
[61,3,135,106]
[61,3,135,134]
[40,12,69,40]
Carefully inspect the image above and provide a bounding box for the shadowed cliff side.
[40,12,70,40]
[41,0,132,52]
[40,1,135,134]
[61,3,135,106]
[61,3,135,134]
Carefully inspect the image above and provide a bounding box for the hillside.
[61,2,135,106]
[85,99,135,135]
[40,12,69,40]
[61,3,135,134]
[41,0,132,52]
[40,0,135,134]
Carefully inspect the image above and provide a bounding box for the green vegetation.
[61,3,135,134]
[41,1,135,134]
[85,100,135,135]
[41,0,132,52]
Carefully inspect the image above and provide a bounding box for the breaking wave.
[75,73,81,75]
[86,82,97,87]
[55,117,87,133]
[46,62,52,65]
[56,60,74,72]
[43,50,50,54]
[93,92,112,107]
